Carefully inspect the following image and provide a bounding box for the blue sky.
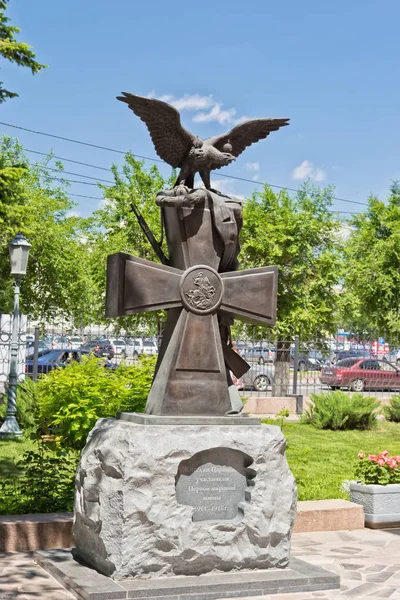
[1,0,399,217]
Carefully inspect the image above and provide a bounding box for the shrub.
[301,390,380,430]
[383,396,400,423]
[355,450,400,485]
[0,440,78,515]
[0,377,38,431]
[36,355,156,449]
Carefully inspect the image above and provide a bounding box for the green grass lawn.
[0,437,35,477]
[282,421,400,501]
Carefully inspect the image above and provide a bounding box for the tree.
[0,137,96,324]
[88,153,175,332]
[0,0,46,103]
[341,183,400,340]
[239,184,343,394]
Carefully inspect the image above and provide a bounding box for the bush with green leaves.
[0,377,38,431]
[301,390,380,430]
[36,355,156,449]
[0,439,78,515]
[383,396,400,423]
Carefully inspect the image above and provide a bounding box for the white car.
[125,338,145,358]
[142,340,158,355]
[68,336,84,350]
[109,338,127,357]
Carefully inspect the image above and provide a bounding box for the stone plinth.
[73,417,297,580]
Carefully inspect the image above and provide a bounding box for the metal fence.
[1,315,400,404]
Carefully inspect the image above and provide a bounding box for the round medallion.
[180,265,223,315]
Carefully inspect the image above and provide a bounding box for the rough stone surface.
[73,418,297,580]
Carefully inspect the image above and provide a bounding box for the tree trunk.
[272,340,291,397]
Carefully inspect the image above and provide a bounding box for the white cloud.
[291,160,326,182]
[147,92,213,112]
[66,210,80,218]
[172,94,214,111]
[148,91,246,126]
[245,162,260,172]
[192,103,237,125]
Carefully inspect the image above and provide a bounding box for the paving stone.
[368,587,398,598]
[342,582,380,596]
[366,572,396,583]
[362,564,388,572]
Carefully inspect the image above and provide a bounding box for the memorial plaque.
[175,447,255,522]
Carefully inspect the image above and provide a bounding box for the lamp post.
[0,233,31,439]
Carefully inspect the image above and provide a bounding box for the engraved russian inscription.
[175,447,255,522]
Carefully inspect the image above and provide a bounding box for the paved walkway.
[0,528,399,599]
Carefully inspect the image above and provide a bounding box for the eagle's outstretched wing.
[205,118,290,159]
[117,93,195,168]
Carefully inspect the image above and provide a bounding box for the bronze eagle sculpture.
[117,92,289,190]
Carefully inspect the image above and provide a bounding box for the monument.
[35,94,340,599]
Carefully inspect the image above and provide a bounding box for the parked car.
[26,348,53,361]
[142,340,158,355]
[68,336,84,350]
[242,346,275,365]
[80,339,115,359]
[125,338,144,358]
[125,338,158,357]
[320,358,400,392]
[386,349,400,367]
[25,349,114,376]
[51,336,69,349]
[109,338,127,357]
[331,349,374,363]
[290,350,324,371]
[238,365,274,392]
[26,340,50,353]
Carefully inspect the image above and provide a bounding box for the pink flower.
[381,450,389,456]
[377,458,386,466]
[388,458,398,469]
[396,457,400,462]
[358,452,365,459]
[368,454,377,461]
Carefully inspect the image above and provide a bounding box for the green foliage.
[341,183,400,335]
[301,390,380,430]
[383,396,400,423]
[355,450,400,485]
[88,153,175,326]
[0,439,77,515]
[36,355,156,449]
[0,0,47,103]
[0,377,38,431]
[240,183,343,339]
[0,137,96,322]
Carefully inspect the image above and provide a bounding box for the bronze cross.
[106,253,277,416]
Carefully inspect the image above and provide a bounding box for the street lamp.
[0,233,31,439]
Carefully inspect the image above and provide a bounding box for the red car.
[320,358,400,392]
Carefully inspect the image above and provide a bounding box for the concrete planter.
[350,482,400,528]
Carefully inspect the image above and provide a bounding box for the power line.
[68,192,103,201]
[26,148,112,172]
[28,149,368,207]
[37,164,114,184]
[0,120,369,207]
[0,120,161,162]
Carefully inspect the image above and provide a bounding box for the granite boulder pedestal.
[35,413,340,599]
[73,414,297,579]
